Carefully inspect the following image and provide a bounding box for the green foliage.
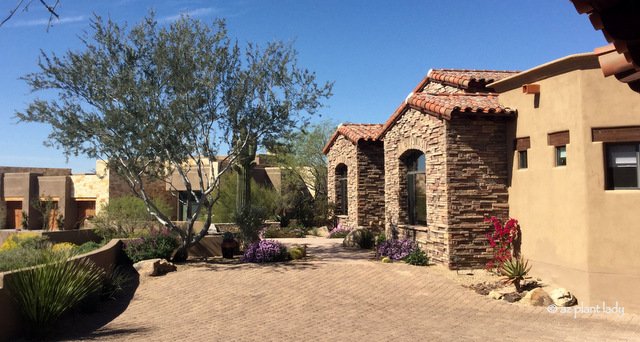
[123,231,180,263]
[15,11,331,255]
[73,241,105,255]
[5,253,104,338]
[101,266,131,300]
[234,205,268,245]
[288,246,306,260]
[21,210,29,229]
[93,196,173,241]
[0,233,50,252]
[0,199,6,230]
[0,247,54,272]
[402,246,429,266]
[211,171,280,223]
[352,229,374,249]
[261,224,307,239]
[500,258,532,292]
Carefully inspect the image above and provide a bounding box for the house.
[325,69,518,268]
[326,54,640,312]
[489,51,640,313]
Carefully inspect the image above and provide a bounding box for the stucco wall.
[502,66,640,313]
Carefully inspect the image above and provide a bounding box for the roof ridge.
[432,69,520,73]
[415,92,500,96]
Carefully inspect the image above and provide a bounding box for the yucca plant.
[499,257,532,292]
[5,252,104,338]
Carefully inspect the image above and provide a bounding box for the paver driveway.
[55,238,640,341]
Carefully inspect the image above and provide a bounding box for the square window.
[518,150,528,169]
[556,146,566,166]
[605,143,640,189]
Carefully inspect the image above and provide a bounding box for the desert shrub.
[51,242,77,254]
[0,247,54,272]
[352,228,374,249]
[485,217,520,271]
[5,253,104,338]
[241,240,289,263]
[377,239,416,260]
[92,196,173,241]
[123,230,180,263]
[234,205,269,245]
[260,224,306,239]
[210,172,281,223]
[288,245,306,260]
[0,233,50,252]
[101,266,131,300]
[402,246,429,266]
[73,241,105,255]
[326,222,353,238]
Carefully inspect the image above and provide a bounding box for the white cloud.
[9,15,86,28]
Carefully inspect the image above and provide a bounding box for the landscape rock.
[503,292,523,303]
[488,290,503,300]
[342,228,374,248]
[520,288,554,307]
[549,288,577,307]
[134,258,177,277]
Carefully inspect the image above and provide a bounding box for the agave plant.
[499,257,532,292]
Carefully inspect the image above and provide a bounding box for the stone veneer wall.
[326,135,358,228]
[384,108,448,263]
[445,116,509,268]
[356,141,385,231]
[384,108,510,269]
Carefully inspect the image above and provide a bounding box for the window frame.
[605,143,640,190]
[548,131,570,167]
[555,145,567,167]
[406,152,426,226]
[338,166,348,215]
[515,137,530,170]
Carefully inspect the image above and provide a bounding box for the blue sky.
[0,1,606,173]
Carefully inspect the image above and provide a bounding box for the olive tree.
[15,12,331,260]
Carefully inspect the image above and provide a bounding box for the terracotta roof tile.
[376,93,514,139]
[414,69,520,92]
[322,123,383,154]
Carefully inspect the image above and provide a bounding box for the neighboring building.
[489,52,640,313]
[1,156,284,229]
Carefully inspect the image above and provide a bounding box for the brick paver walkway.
[57,238,640,341]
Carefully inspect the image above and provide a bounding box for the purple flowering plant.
[377,239,416,260]
[241,240,289,263]
[326,222,354,238]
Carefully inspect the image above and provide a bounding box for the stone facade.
[383,108,509,268]
[327,135,385,230]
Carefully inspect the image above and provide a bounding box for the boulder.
[549,288,577,307]
[134,258,177,277]
[342,228,374,248]
[488,290,503,300]
[502,292,523,303]
[520,288,554,306]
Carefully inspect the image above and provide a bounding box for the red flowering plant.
[484,217,520,272]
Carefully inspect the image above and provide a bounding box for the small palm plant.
[499,257,532,292]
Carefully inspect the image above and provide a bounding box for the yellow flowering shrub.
[51,242,77,253]
[0,233,42,252]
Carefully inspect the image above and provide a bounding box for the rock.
[134,258,177,277]
[488,290,503,300]
[549,288,577,307]
[520,288,554,306]
[342,228,374,248]
[503,292,523,303]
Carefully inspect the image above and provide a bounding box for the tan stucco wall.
[501,66,640,313]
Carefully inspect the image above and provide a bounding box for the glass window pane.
[556,146,566,166]
[416,154,425,172]
[606,144,639,189]
[519,150,528,169]
[609,145,637,167]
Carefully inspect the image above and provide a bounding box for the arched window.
[336,164,348,215]
[407,152,426,225]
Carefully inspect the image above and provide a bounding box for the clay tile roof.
[376,93,515,139]
[417,69,520,91]
[322,123,384,154]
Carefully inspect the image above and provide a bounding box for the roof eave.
[487,52,600,92]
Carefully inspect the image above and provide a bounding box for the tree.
[15,12,332,260]
[1,0,61,30]
[228,40,333,213]
[269,119,337,226]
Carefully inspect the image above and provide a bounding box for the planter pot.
[221,241,236,259]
